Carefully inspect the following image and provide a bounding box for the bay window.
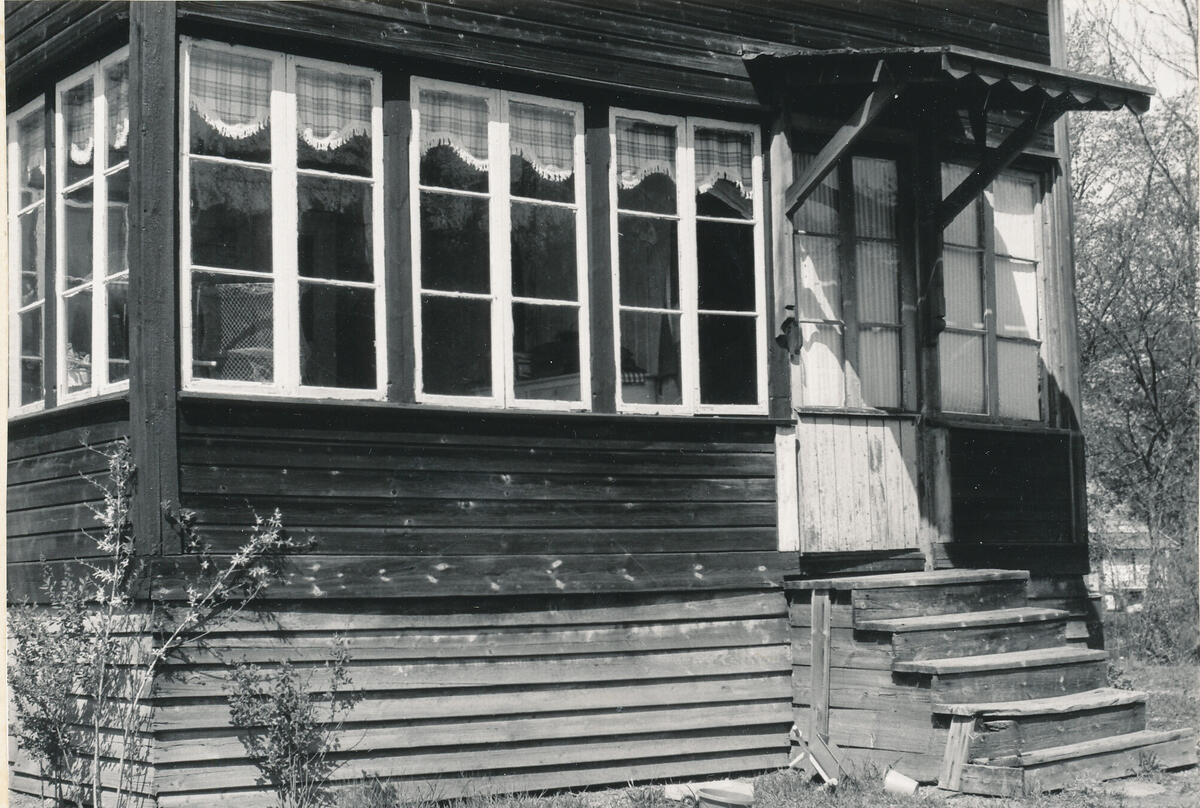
[611,111,766,413]
[8,100,46,412]
[940,165,1043,420]
[180,39,384,397]
[793,155,904,409]
[411,79,589,408]
[56,49,130,402]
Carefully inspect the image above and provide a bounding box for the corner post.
[128,1,181,556]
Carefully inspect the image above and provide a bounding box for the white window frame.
[609,108,767,415]
[8,97,47,415]
[940,165,1046,421]
[410,76,590,411]
[55,47,131,405]
[179,37,387,399]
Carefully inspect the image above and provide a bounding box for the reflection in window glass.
[107,280,130,383]
[422,295,491,396]
[64,185,94,287]
[699,314,757,405]
[190,162,273,272]
[19,309,43,405]
[620,310,682,406]
[107,169,130,276]
[618,216,678,309]
[299,283,375,388]
[192,272,274,382]
[420,193,490,293]
[513,303,580,401]
[20,208,45,304]
[65,290,93,392]
[697,220,755,312]
[511,203,577,301]
[299,176,372,282]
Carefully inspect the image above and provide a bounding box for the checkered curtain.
[64,82,94,166]
[107,61,129,152]
[419,89,490,171]
[510,101,574,182]
[695,128,753,199]
[616,118,675,189]
[297,67,372,151]
[190,47,271,139]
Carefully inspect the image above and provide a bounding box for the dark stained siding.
[172,0,1050,111]
[172,398,785,597]
[4,0,130,101]
[7,399,131,588]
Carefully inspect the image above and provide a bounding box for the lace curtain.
[190,47,272,140]
[297,67,371,151]
[695,128,753,198]
[18,114,44,194]
[107,62,130,153]
[64,83,94,167]
[616,118,675,189]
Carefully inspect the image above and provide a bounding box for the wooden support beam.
[809,588,832,743]
[939,714,976,790]
[938,98,1066,229]
[784,71,903,218]
[128,1,180,555]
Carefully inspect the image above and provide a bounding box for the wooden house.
[7,1,1193,804]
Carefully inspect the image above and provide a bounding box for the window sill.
[794,406,919,420]
[177,389,792,428]
[7,390,130,427]
[927,413,1075,434]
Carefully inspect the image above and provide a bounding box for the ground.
[10,663,1198,808]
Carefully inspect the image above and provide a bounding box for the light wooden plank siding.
[792,416,920,552]
[150,591,792,806]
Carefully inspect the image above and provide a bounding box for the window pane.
[795,234,840,322]
[419,90,488,192]
[422,295,491,396]
[420,192,489,293]
[19,208,45,304]
[695,128,753,219]
[699,314,757,405]
[996,258,1039,339]
[697,220,755,312]
[998,340,1040,420]
[859,327,900,408]
[513,302,581,401]
[799,323,844,407]
[64,79,94,186]
[297,67,372,176]
[65,290,93,393]
[512,202,577,301]
[189,47,271,163]
[107,279,129,383]
[509,101,574,203]
[618,215,678,308]
[619,310,681,406]
[18,308,43,405]
[190,162,272,272]
[942,164,979,247]
[107,169,129,276]
[793,154,838,234]
[300,283,375,389]
[939,332,985,413]
[299,176,372,282]
[616,118,675,214]
[856,241,899,324]
[853,156,897,239]
[944,246,983,330]
[993,175,1038,261]
[192,272,274,383]
[106,60,129,167]
[16,110,44,208]
[64,184,94,287]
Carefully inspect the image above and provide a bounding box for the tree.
[1067,0,1199,660]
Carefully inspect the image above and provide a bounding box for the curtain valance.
[190,48,272,140]
[419,89,490,171]
[64,84,94,167]
[509,101,574,181]
[695,128,753,199]
[617,119,675,189]
[298,67,372,151]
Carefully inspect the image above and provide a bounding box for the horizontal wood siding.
[7,400,131,582]
[794,415,920,553]
[150,590,791,806]
[4,0,129,101]
[175,398,783,596]
[169,0,1049,111]
[947,427,1079,545]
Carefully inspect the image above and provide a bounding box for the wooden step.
[894,647,1106,676]
[958,729,1198,795]
[933,687,1146,717]
[857,607,1069,661]
[851,578,1029,624]
[788,568,1028,591]
[858,606,1067,633]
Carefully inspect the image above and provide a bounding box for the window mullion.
[678,120,698,410]
[274,53,299,392]
[93,62,109,391]
[489,90,509,406]
[839,159,862,408]
[981,187,1000,416]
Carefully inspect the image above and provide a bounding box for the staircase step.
[858,606,1067,633]
[851,577,1029,624]
[934,687,1147,717]
[789,568,1028,591]
[1015,727,1196,767]
[894,647,1106,676]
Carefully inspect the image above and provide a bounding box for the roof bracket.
[784,64,905,218]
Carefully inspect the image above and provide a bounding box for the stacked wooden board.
[787,569,1197,795]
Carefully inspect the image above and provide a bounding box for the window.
[411,79,589,409]
[940,166,1043,420]
[56,50,130,402]
[611,111,766,413]
[180,39,385,397]
[8,100,47,413]
[793,155,904,409]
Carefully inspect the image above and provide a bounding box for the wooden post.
[939,713,976,790]
[585,103,616,413]
[384,75,415,402]
[42,95,59,408]
[809,588,832,743]
[128,2,180,555]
